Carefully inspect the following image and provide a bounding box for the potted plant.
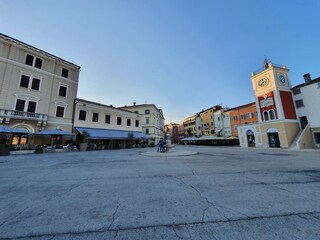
[77,130,90,151]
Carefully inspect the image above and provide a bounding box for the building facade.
[73,98,143,149]
[213,107,232,137]
[291,73,320,148]
[164,123,180,144]
[227,102,258,137]
[122,103,164,144]
[0,34,80,146]
[238,61,299,148]
[183,114,200,138]
[199,106,221,136]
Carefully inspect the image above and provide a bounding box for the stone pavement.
[0,145,320,239]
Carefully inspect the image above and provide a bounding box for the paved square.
[1,146,320,239]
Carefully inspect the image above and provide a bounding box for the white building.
[73,98,144,149]
[121,103,164,144]
[0,34,80,146]
[291,73,320,148]
[213,108,231,137]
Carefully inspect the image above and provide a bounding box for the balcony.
[0,109,48,122]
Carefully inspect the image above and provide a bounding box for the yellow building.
[199,106,221,136]
[238,61,299,148]
[183,115,197,137]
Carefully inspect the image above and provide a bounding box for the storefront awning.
[75,127,144,140]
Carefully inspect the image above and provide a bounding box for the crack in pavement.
[241,173,316,201]
[6,211,320,239]
[0,206,29,227]
[177,177,230,222]
[108,200,121,230]
[172,226,184,239]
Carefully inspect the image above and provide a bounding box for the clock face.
[279,75,286,85]
[258,78,269,87]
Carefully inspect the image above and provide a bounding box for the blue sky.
[1,0,320,123]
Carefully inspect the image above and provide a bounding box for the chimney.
[303,73,311,83]
[133,102,136,106]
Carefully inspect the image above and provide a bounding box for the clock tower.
[238,60,300,148]
[251,60,297,123]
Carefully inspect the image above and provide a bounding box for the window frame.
[25,54,42,69]
[19,73,42,91]
[61,68,69,78]
[79,110,86,121]
[105,115,111,124]
[56,106,65,118]
[92,112,99,122]
[117,117,122,125]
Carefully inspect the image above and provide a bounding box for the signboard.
[260,97,274,108]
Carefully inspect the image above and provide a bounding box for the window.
[254,112,258,117]
[314,132,320,144]
[31,78,40,90]
[19,74,41,91]
[92,113,99,122]
[15,99,37,113]
[146,128,149,134]
[62,68,69,78]
[263,111,269,121]
[25,54,33,66]
[25,54,42,69]
[240,114,245,120]
[20,75,30,88]
[293,88,301,95]
[117,117,121,125]
[59,85,67,97]
[146,117,149,124]
[105,115,110,124]
[232,116,237,121]
[145,109,150,114]
[79,110,86,121]
[135,120,139,127]
[295,99,304,108]
[246,113,252,119]
[56,106,64,118]
[127,118,131,126]
[234,125,238,131]
[35,58,42,69]
[27,101,37,113]
[269,110,275,120]
[217,116,221,121]
[15,99,26,111]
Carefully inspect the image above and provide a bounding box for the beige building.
[0,34,80,146]
[73,98,143,148]
[183,114,201,138]
[121,103,164,144]
[238,61,299,148]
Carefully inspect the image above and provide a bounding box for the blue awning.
[75,127,144,140]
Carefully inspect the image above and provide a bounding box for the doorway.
[246,130,255,147]
[299,116,308,129]
[268,132,280,148]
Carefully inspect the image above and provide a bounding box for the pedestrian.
[159,138,164,152]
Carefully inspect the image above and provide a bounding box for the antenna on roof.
[264,56,270,69]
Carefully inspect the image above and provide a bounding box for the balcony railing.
[0,109,48,121]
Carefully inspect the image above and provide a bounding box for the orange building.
[228,102,259,137]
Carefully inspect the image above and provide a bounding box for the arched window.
[263,111,269,121]
[269,110,275,120]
